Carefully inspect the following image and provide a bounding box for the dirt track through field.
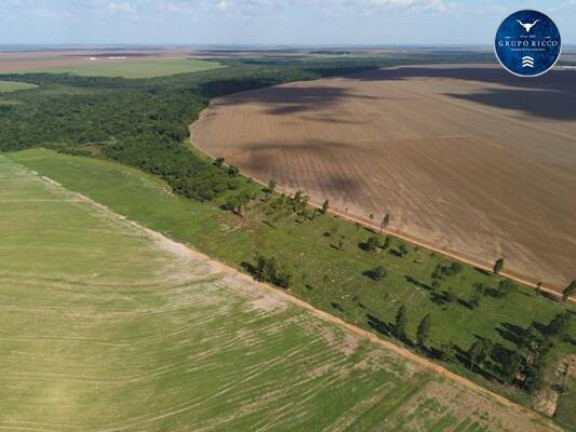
[191,64,576,292]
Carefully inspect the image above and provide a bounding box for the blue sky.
[1,0,575,45]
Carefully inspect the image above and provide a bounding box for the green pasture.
[2,58,223,79]
[0,80,37,93]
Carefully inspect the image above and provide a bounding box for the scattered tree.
[563,280,576,301]
[381,236,391,250]
[224,191,252,216]
[503,352,523,384]
[321,199,330,215]
[536,281,543,294]
[214,157,225,167]
[398,243,409,257]
[447,262,463,276]
[253,255,292,289]
[365,236,380,253]
[493,258,505,275]
[368,265,387,282]
[228,165,239,177]
[267,178,277,194]
[394,305,407,340]
[380,214,391,231]
[468,340,486,371]
[416,314,431,350]
[545,311,571,338]
[496,279,517,298]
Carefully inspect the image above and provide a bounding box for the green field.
[0,80,37,93]
[3,58,224,79]
[2,152,557,431]
[7,149,576,415]
[556,374,576,430]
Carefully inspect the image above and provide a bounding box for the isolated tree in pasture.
[493,258,505,275]
[394,305,407,340]
[365,236,380,253]
[416,314,431,350]
[225,191,252,217]
[447,262,463,276]
[368,265,387,281]
[503,352,523,384]
[398,243,409,257]
[381,214,391,231]
[497,279,517,298]
[275,270,292,289]
[381,236,391,251]
[536,281,543,294]
[468,340,486,371]
[267,178,277,195]
[545,311,571,338]
[321,199,330,215]
[563,280,576,301]
[253,255,292,289]
[228,165,239,177]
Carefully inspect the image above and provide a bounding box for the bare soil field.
[191,64,576,291]
[0,49,190,73]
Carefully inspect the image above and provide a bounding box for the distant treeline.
[0,52,493,201]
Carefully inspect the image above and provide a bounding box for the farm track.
[13,161,562,431]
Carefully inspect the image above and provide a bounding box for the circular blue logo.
[495,10,561,77]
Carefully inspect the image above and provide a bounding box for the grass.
[0,152,546,431]
[555,375,576,431]
[9,148,576,414]
[0,80,37,93]
[2,58,224,79]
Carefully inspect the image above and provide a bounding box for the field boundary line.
[21,159,563,432]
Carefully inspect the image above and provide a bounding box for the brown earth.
[191,64,576,292]
[0,49,190,73]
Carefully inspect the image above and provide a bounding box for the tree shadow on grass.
[405,275,431,291]
[496,322,528,348]
[367,313,393,337]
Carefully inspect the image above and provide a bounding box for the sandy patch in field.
[192,64,576,290]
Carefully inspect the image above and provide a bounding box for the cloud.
[108,1,137,14]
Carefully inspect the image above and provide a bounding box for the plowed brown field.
[191,65,576,291]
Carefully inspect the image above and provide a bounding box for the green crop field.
[7,149,576,419]
[0,80,37,93]
[3,58,224,79]
[2,152,555,431]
